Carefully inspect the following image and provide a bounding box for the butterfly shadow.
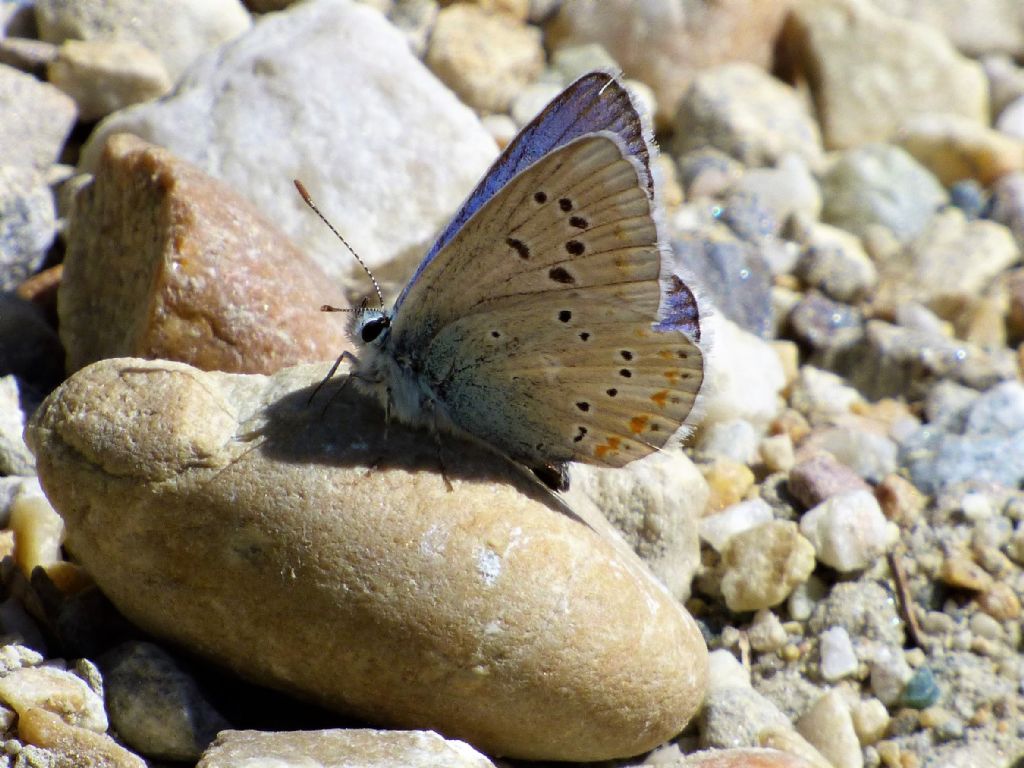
[253,373,581,520]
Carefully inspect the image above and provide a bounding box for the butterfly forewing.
[389,133,703,469]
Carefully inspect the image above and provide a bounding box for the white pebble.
[787,574,827,620]
[799,490,896,572]
[697,418,760,463]
[869,646,912,706]
[851,697,890,746]
[820,626,859,681]
[699,498,773,552]
[747,609,788,652]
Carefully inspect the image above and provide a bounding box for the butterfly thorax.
[350,307,446,432]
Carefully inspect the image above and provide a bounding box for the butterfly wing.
[388,132,703,468]
[394,71,652,309]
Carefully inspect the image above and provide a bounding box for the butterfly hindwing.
[388,133,702,468]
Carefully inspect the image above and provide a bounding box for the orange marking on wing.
[663,369,680,384]
[594,436,622,459]
[658,350,674,359]
[629,415,649,434]
[650,390,669,408]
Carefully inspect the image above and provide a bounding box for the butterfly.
[308,71,705,492]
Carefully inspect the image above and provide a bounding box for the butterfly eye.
[361,316,389,343]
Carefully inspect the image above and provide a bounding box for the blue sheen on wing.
[655,274,701,342]
[394,71,651,309]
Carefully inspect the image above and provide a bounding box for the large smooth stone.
[25,358,708,761]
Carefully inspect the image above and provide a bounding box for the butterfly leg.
[308,350,360,406]
[424,399,454,492]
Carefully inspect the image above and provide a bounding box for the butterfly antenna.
[293,179,385,309]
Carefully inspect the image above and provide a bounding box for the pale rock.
[699,498,773,553]
[480,113,517,148]
[759,433,795,473]
[787,453,872,510]
[547,1,791,128]
[699,316,786,428]
[796,689,863,768]
[33,0,251,82]
[850,697,890,745]
[697,418,760,464]
[747,609,787,653]
[873,0,1024,59]
[787,575,827,621]
[79,0,498,281]
[799,490,896,572]
[702,650,832,768]
[897,112,1024,186]
[793,221,877,304]
[426,3,544,113]
[567,450,706,601]
[801,426,898,483]
[672,63,823,168]
[819,626,858,681]
[47,39,172,122]
[0,63,76,169]
[196,729,497,767]
[17,707,145,768]
[985,55,1024,118]
[0,165,57,292]
[25,358,708,762]
[720,521,816,612]
[0,376,34,476]
[9,492,63,577]
[61,134,352,375]
[550,43,619,83]
[996,94,1024,141]
[683,748,823,768]
[784,0,988,148]
[788,366,864,423]
[869,647,913,705]
[735,154,823,227]
[0,666,107,732]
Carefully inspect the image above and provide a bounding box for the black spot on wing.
[549,266,575,284]
[565,240,585,256]
[506,237,530,259]
[558,310,572,322]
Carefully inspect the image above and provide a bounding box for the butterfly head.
[351,306,391,347]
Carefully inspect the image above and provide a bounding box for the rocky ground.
[2,0,1024,767]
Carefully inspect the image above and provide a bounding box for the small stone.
[677,147,744,200]
[682,747,822,768]
[47,39,172,122]
[480,113,516,148]
[759,434,795,473]
[0,165,57,292]
[897,112,1024,186]
[0,63,76,169]
[33,0,251,82]
[699,498,774,553]
[26,357,709,762]
[794,222,877,303]
[796,689,862,768]
[0,36,58,75]
[568,450,706,602]
[851,698,890,746]
[869,647,913,706]
[788,453,872,510]
[997,94,1024,141]
[799,426,898,483]
[699,316,785,426]
[426,4,543,113]
[61,134,352,375]
[546,1,790,128]
[900,666,940,709]
[985,54,1024,117]
[799,490,896,572]
[990,171,1024,247]
[787,292,864,361]
[874,474,926,525]
[819,627,858,682]
[948,179,988,219]
[820,144,947,243]
[787,575,827,621]
[17,707,145,768]
[550,42,618,83]
[720,521,816,612]
[102,642,230,761]
[0,376,34,476]
[783,0,988,148]
[9,492,63,577]
[0,666,107,732]
[747,609,788,653]
[788,367,864,424]
[702,457,756,513]
[976,581,1021,620]
[876,208,1019,308]
[670,233,775,339]
[734,154,823,226]
[968,611,1004,642]
[672,63,822,168]
[196,729,497,768]
[697,418,760,464]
